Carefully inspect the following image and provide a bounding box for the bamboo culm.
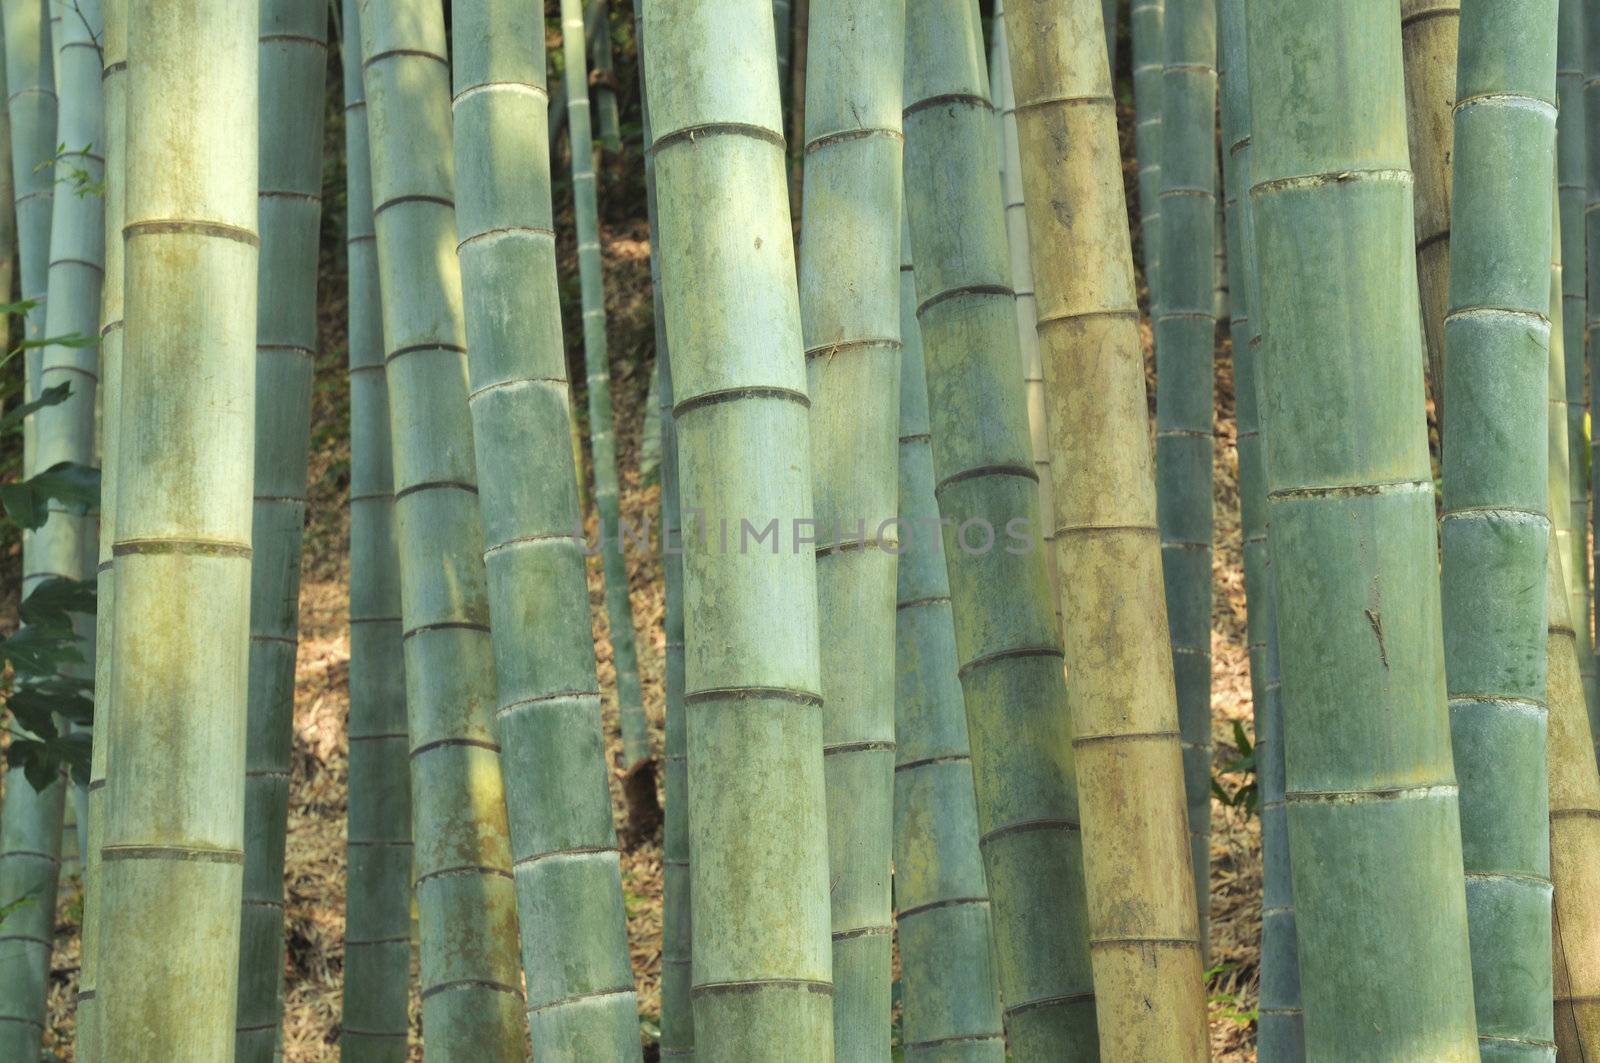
[560,0,649,770]
[588,0,621,152]
[1155,0,1216,943]
[337,0,412,1055]
[1588,0,1600,773]
[903,0,1096,1054]
[1132,0,1162,304]
[356,2,526,1056]
[1439,0,1557,1055]
[452,1,643,1056]
[645,1,835,1055]
[1246,2,1480,1057]
[1557,0,1590,673]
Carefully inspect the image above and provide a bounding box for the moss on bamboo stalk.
[1132,0,1162,303]
[1246,3,1480,1057]
[1439,3,1558,1056]
[892,208,1004,1063]
[644,1,834,1055]
[1400,0,1459,421]
[559,0,648,770]
[338,0,412,1055]
[451,3,643,1057]
[97,4,257,1058]
[355,3,526,1057]
[1156,0,1216,943]
[903,1,1095,1054]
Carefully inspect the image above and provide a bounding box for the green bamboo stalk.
[644,1,834,1054]
[0,16,14,329]
[97,3,257,1057]
[1438,2,1557,1055]
[451,3,642,1057]
[355,3,526,1057]
[1006,1,1206,1057]
[0,762,63,1060]
[1588,0,1600,772]
[902,1,1095,1054]
[1132,0,1162,301]
[892,205,1004,1063]
[775,0,792,117]
[337,2,411,1058]
[74,4,121,1057]
[1246,3,1480,1057]
[1104,0,1119,71]
[1400,0,1459,422]
[5,0,51,423]
[235,5,327,1057]
[1559,0,1589,648]
[796,2,902,1054]
[1219,1,1301,1057]
[627,1,690,1051]
[1155,0,1216,945]
[589,0,620,153]
[560,0,648,771]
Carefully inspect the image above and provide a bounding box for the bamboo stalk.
[1104,0,1120,72]
[589,0,620,153]
[775,0,792,118]
[902,0,1096,1054]
[892,205,1004,1063]
[1588,0,1600,772]
[559,0,649,770]
[337,0,412,1056]
[1400,0,1458,425]
[0,15,13,322]
[1246,2,1480,1057]
[98,2,257,1057]
[796,0,903,1055]
[1156,0,1216,944]
[644,0,834,1055]
[1558,0,1590,673]
[1006,0,1207,1057]
[451,2,643,1057]
[355,2,526,1056]
[1132,0,1162,303]
[1438,1,1557,1054]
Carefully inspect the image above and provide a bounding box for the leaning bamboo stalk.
[236,5,327,1057]
[336,1,412,1057]
[902,0,1096,1053]
[1438,1,1557,1054]
[892,206,1005,1063]
[1006,0,1207,1057]
[559,0,649,770]
[451,2,643,1056]
[98,3,257,1058]
[1246,3,1481,1058]
[1132,0,1162,301]
[645,0,835,1055]
[355,2,526,1056]
[1156,0,1216,942]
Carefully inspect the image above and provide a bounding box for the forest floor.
[27,41,1267,1063]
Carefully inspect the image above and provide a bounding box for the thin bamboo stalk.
[892,205,1004,1063]
[559,0,648,770]
[589,0,620,153]
[1246,2,1480,1057]
[1132,0,1162,302]
[644,0,834,1055]
[1156,0,1216,943]
[902,0,1095,1054]
[1589,0,1600,771]
[336,2,411,1058]
[1400,0,1458,423]
[1439,1,1557,1055]
[775,0,792,117]
[451,2,643,1057]
[1104,0,1119,72]
[98,2,257,1057]
[1006,0,1206,1057]
[1558,0,1590,673]
[796,0,903,1055]
[355,2,526,1056]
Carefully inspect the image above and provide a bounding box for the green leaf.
[0,461,100,530]
[19,576,95,631]
[0,380,71,436]
[1,624,87,676]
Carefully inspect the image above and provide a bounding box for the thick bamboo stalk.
[589,0,621,152]
[644,0,834,1055]
[0,761,63,1060]
[4,0,51,418]
[1219,2,1301,1058]
[1558,0,1590,669]
[337,2,411,1058]
[1006,1,1206,1057]
[1246,3,1480,1058]
[797,2,903,1055]
[1156,0,1216,943]
[559,0,648,770]
[1439,2,1557,1056]
[98,3,257,1058]
[902,0,1095,1054]
[75,4,122,1057]
[235,5,327,1057]
[892,206,1004,1063]
[355,3,526,1057]
[451,3,643,1057]
[1400,0,1458,423]
[1132,0,1162,301]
